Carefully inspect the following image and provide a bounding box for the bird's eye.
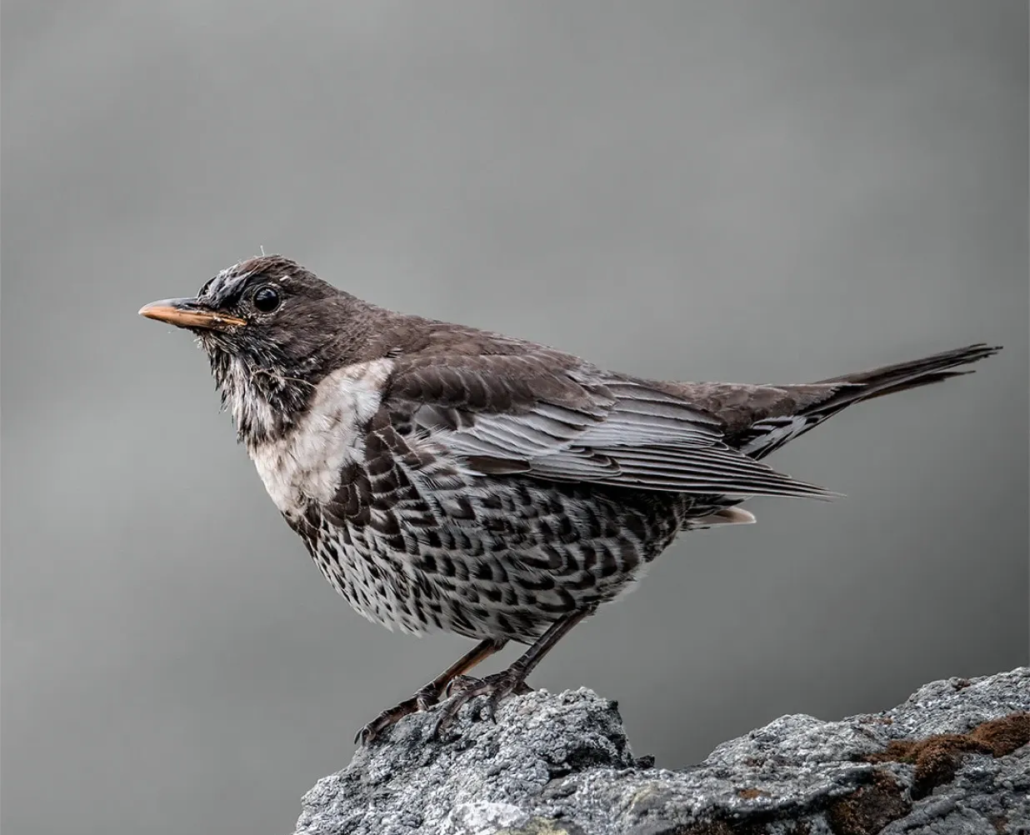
[252,286,280,313]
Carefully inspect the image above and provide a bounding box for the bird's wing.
[385,351,832,499]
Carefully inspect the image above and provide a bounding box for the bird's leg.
[435,609,592,737]
[356,637,506,745]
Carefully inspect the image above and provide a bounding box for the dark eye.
[252,286,280,313]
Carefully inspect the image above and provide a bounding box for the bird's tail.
[810,342,1002,403]
[739,343,1002,460]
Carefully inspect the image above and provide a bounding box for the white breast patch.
[249,358,395,520]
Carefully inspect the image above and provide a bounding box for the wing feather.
[386,351,832,499]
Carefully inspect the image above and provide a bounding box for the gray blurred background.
[2,2,1027,833]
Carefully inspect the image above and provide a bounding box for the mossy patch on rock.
[866,711,1030,800]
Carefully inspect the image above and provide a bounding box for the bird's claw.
[433,669,533,738]
[356,672,533,745]
[355,682,444,746]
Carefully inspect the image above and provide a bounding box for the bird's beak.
[138,297,247,330]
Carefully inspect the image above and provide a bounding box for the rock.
[293,668,1029,835]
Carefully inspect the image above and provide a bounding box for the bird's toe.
[355,695,424,746]
[433,669,533,739]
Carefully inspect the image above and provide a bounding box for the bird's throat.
[207,348,315,447]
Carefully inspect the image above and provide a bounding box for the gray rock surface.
[294,668,1029,835]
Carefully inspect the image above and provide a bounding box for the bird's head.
[140,255,379,444]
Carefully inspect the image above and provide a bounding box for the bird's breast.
[248,359,396,521]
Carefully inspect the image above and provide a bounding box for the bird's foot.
[355,681,446,746]
[446,673,534,699]
[434,669,533,738]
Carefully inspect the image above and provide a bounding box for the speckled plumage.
[140,255,1001,742]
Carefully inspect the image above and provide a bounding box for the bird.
[139,254,1001,745]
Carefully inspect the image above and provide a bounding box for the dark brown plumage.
[139,255,1001,743]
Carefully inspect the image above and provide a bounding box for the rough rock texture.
[294,668,1029,835]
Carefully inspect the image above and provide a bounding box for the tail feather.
[810,343,1002,406]
[738,343,1001,460]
